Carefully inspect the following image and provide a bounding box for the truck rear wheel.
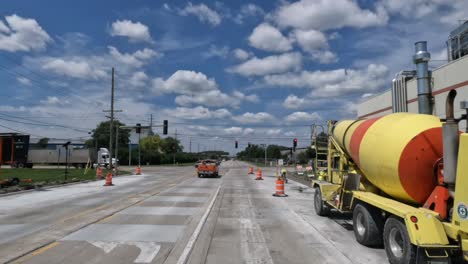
[353,204,383,246]
[314,187,330,216]
[383,217,417,264]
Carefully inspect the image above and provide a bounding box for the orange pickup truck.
[195,159,219,178]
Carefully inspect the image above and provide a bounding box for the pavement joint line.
[5,175,195,264]
[176,184,221,264]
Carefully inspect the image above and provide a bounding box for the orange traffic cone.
[96,167,103,179]
[103,172,114,186]
[255,168,264,180]
[272,179,288,197]
[136,166,141,175]
[248,166,254,174]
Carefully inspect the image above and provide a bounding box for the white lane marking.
[176,185,221,264]
[90,241,118,253]
[128,242,161,263]
[89,241,161,263]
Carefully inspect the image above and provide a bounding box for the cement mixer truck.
[313,89,468,263]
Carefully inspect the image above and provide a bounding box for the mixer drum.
[332,113,443,204]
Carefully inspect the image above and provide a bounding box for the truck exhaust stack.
[442,90,459,190]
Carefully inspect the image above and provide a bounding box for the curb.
[0,174,137,197]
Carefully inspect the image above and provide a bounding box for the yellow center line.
[14,242,60,264]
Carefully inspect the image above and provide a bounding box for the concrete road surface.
[0,161,387,264]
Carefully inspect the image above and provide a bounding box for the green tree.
[161,137,183,154]
[37,137,49,148]
[140,135,163,164]
[89,120,130,151]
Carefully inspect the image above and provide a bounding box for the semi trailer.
[0,134,112,168]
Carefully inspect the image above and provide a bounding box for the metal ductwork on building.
[391,71,415,113]
[413,41,433,115]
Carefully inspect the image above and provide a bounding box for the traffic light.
[235,141,238,149]
[136,123,141,134]
[293,138,298,152]
[163,120,168,135]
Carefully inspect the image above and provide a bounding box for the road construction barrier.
[103,172,114,186]
[255,168,264,180]
[136,166,141,175]
[248,166,254,174]
[96,167,103,179]
[272,179,288,197]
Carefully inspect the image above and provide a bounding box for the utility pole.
[103,68,122,175]
[115,123,119,175]
[109,68,114,174]
[149,114,154,136]
[128,140,131,166]
[173,129,177,165]
[189,137,192,153]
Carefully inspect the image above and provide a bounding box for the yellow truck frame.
[312,122,468,264]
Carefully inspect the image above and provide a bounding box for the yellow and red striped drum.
[332,113,443,205]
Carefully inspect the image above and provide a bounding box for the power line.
[0,113,92,132]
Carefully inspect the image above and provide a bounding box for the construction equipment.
[311,124,328,179]
[312,90,468,263]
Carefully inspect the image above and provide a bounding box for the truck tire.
[198,173,202,178]
[16,163,25,168]
[383,216,417,264]
[314,187,330,216]
[353,203,383,246]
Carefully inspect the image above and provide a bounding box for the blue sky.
[0,0,465,153]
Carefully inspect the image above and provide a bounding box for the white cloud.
[266,129,282,136]
[224,127,243,135]
[232,112,274,124]
[40,57,106,80]
[16,77,32,86]
[165,106,231,120]
[232,91,259,103]
[152,70,258,108]
[283,95,307,109]
[274,0,388,31]
[228,52,302,76]
[264,64,389,97]
[202,45,229,58]
[248,23,292,52]
[39,96,70,106]
[153,70,218,95]
[128,71,148,88]
[284,131,296,137]
[292,29,328,51]
[379,0,467,22]
[311,50,338,64]
[243,128,255,135]
[0,14,51,52]
[291,29,338,64]
[233,3,265,24]
[110,19,152,42]
[108,46,161,68]
[232,48,252,60]
[178,2,221,26]
[284,112,321,123]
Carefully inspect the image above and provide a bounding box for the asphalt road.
[0,161,387,264]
